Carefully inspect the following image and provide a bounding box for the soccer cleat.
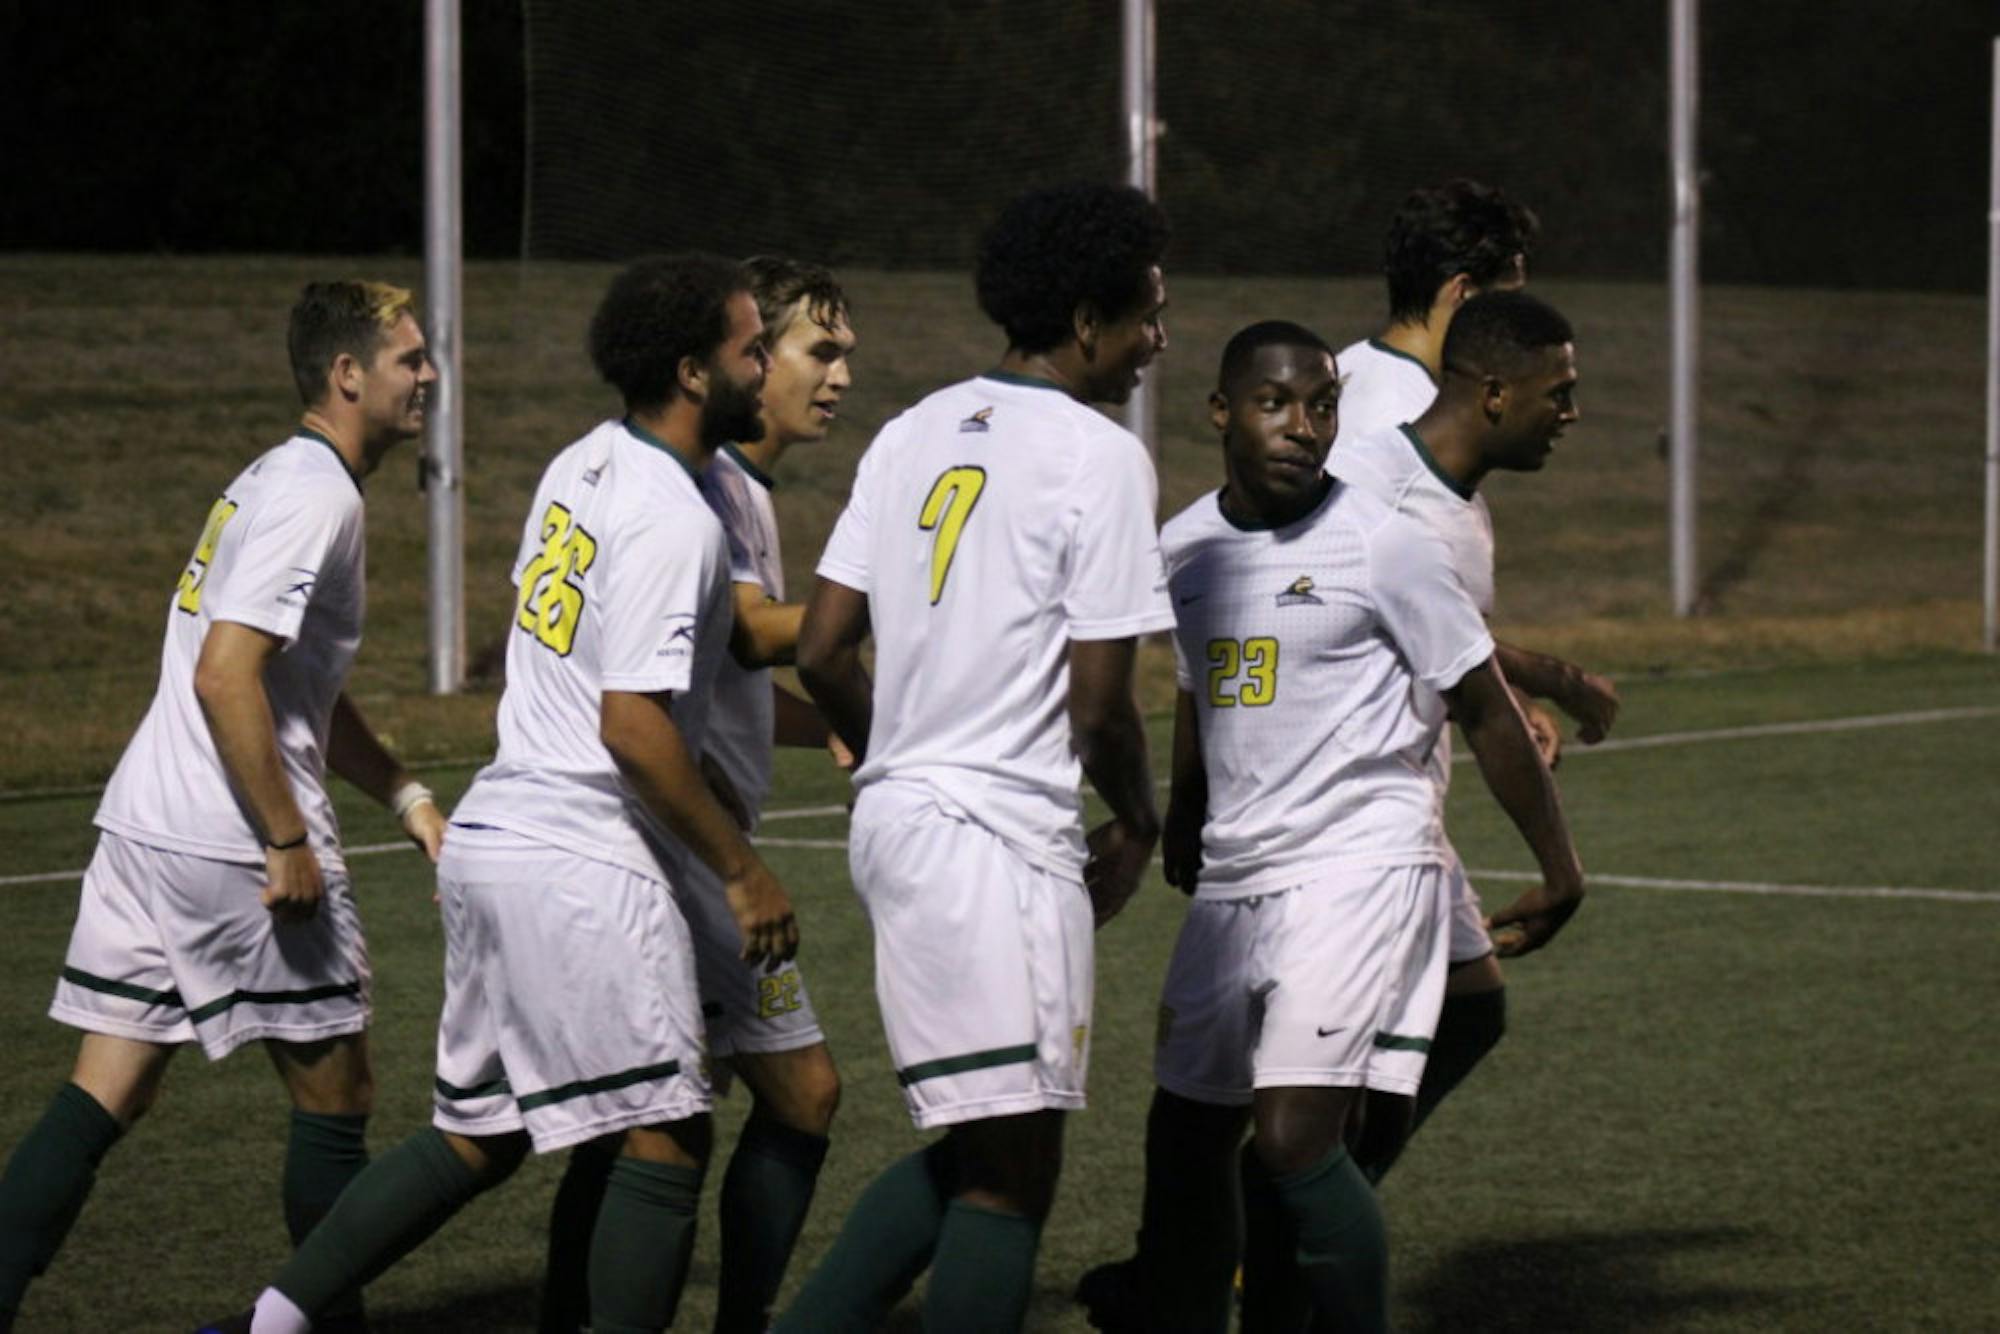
[1074,1255,1150,1332]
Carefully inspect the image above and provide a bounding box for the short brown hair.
[287,281,418,405]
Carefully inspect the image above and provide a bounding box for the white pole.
[425,0,466,693]
[1984,37,1998,652]
[1122,0,1158,457]
[1669,0,1700,616]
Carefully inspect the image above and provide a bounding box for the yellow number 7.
[918,466,986,604]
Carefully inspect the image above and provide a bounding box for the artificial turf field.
[2,255,1995,1329]
[2,654,1995,1332]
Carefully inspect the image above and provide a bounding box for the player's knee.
[785,1056,842,1136]
[445,1129,530,1187]
[1251,1088,1356,1178]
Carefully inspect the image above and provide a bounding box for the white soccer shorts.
[50,830,370,1060]
[430,826,712,1153]
[1443,852,1496,965]
[1154,863,1452,1104]
[848,780,1093,1130]
[672,853,825,1064]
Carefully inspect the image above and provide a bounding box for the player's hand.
[261,843,325,923]
[402,797,447,863]
[1560,669,1620,745]
[1084,817,1158,928]
[1485,878,1585,957]
[826,731,856,772]
[700,751,753,831]
[725,862,799,969]
[1520,698,1563,770]
[1161,804,1203,896]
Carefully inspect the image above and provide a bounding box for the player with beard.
[776,183,1174,1333]
[537,256,859,1334]
[202,254,795,1334]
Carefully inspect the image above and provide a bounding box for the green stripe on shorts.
[1372,1031,1433,1053]
[185,980,363,1024]
[516,1059,683,1112]
[60,966,185,1009]
[435,1075,513,1102]
[895,1042,1039,1089]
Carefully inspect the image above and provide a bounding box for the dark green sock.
[538,1138,615,1334]
[1272,1147,1388,1334]
[923,1200,1042,1333]
[283,1110,369,1326]
[715,1112,829,1334]
[0,1083,122,1320]
[772,1141,950,1333]
[586,1157,703,1334]
[1131,1093,1243,1333]
[272,1127,488,1317]
[1239,1143,1311,1334]
[1357,988,1505,1184]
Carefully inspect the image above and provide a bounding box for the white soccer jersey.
[817,372,1176,876]
[697,443,782,821]
[1337,424,1495,617]
[1330,337,1437,454]
[452,419,734,880]
[96,431,366,870]
[1162,481,1495,898]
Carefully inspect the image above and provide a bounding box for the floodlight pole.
[424,0,466,693]
[1668,0,1700,616]
[1984,37,1998,652]
[1122,0,1159,457]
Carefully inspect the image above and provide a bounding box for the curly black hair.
[588,253,748,412]
[975,183,1170,354]
[1383,180,1540,324]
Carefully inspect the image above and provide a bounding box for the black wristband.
[267,832,309,851]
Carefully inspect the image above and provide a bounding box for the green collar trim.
[297,426,363,493]
[981,369,1069,394]
[1367,337,1439,386]
[721,441,775,491]
[1215,474,1335,532]
[623,417,702,482]
[1397,424,1477,501]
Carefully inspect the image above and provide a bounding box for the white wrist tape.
[391,781,436,820]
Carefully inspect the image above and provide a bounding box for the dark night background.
[1,1,1991,290]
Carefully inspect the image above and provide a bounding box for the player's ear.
[330,351,364,403]
[1072,300,1102,356]
[1208,390,1230,434]
[1444,272,1476,309]
[677,353,707,400]
[1481,374,1508,424]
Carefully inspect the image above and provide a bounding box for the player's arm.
[1494,640,1619,744]
[1070,636,1161,928]
[1162,687,1206,896]
[772,681,852,771]
[1444,656,1585,956]
[602,688,797,966]
[728,581,805,669]
[795,576,873,765]
[326,692,445,861]
[191,620,322,921]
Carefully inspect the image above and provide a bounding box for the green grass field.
[2,657,1996,1331]
[1,256,1996,1329]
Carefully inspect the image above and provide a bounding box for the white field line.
[6,705,1996,895]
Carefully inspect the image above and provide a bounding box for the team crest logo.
[959,407,994,433]
[1275,575,1323,607]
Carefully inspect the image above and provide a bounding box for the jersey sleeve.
[1366,514,1495,693]
[1063,432,1175,640]
[599,501,728,695]
[815,429,882,593]
[201,481,358,648]
[701,467,763,587]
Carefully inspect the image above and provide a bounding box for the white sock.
[249,1285,311,1334]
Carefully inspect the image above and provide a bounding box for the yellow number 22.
[918,466,986,603]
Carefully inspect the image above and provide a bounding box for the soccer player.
[775,182,1175,1333]
[1126,317,1584,1332]
[537,256,858,1334]
[1330,184,1617,1184]
[0,281,444,1334]
[206,254,796,1334]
